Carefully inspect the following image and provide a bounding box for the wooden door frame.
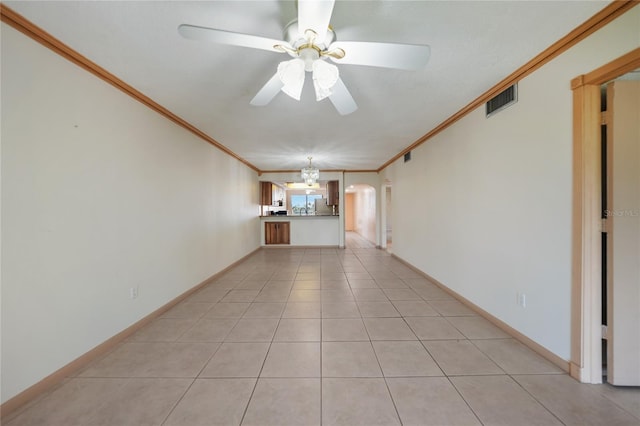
[570,47,640,383]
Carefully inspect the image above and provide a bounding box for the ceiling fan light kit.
[311,60,339,101]
[178,0,430,115]
[275,25,342,102]
[277,59,306,100]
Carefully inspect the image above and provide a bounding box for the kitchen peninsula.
[259,178,342,247]
[260,215,340,246]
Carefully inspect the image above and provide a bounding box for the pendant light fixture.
[301,157,320,186]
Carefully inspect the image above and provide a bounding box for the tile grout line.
[599,390,640,423]
[444,374,486,426]
[236,311,280,424]
[507,373,568,426]
[233,260,282,425]
[319,250,324,426]
[158,377,198,426]
[360,258,405,426]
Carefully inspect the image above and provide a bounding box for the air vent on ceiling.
[404,151,412,163]
[486,84,518,117]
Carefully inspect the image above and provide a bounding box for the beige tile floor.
[6,245,640,426]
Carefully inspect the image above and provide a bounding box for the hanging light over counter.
[301,156,319,186]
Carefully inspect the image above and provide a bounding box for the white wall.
[1,24,260,403]
[344,172,380,192]
[381,8,640,361]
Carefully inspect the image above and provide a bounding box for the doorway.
[385,185,393,253]
[344,184,376,248]
[571,48,640,384]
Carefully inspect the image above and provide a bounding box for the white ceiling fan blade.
[178,24,289,53]
[250,72,284,106]
[329,77,358,116]
[298,0,335,43]
[328,41,431,70]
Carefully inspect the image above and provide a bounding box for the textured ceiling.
[4,1,608,171]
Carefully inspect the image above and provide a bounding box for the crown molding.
[378,0,639,172]
[0,4,260,173]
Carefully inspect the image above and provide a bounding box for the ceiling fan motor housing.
[283,20,336,53]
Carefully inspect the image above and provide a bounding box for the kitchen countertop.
[260,213,341,246]
[260,215,339,219]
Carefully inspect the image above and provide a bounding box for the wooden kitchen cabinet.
[260,181,273,206]
[265,221,290,245]
[326,180,339,206]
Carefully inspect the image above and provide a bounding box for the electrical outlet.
[517,292,526,308]
[129,286,138,299]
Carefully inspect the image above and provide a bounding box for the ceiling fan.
[178,0,430,115]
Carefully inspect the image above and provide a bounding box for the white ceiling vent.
[486,84,518,117]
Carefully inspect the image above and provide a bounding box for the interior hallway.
[6,247,640,426]
[345,231,376,249]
